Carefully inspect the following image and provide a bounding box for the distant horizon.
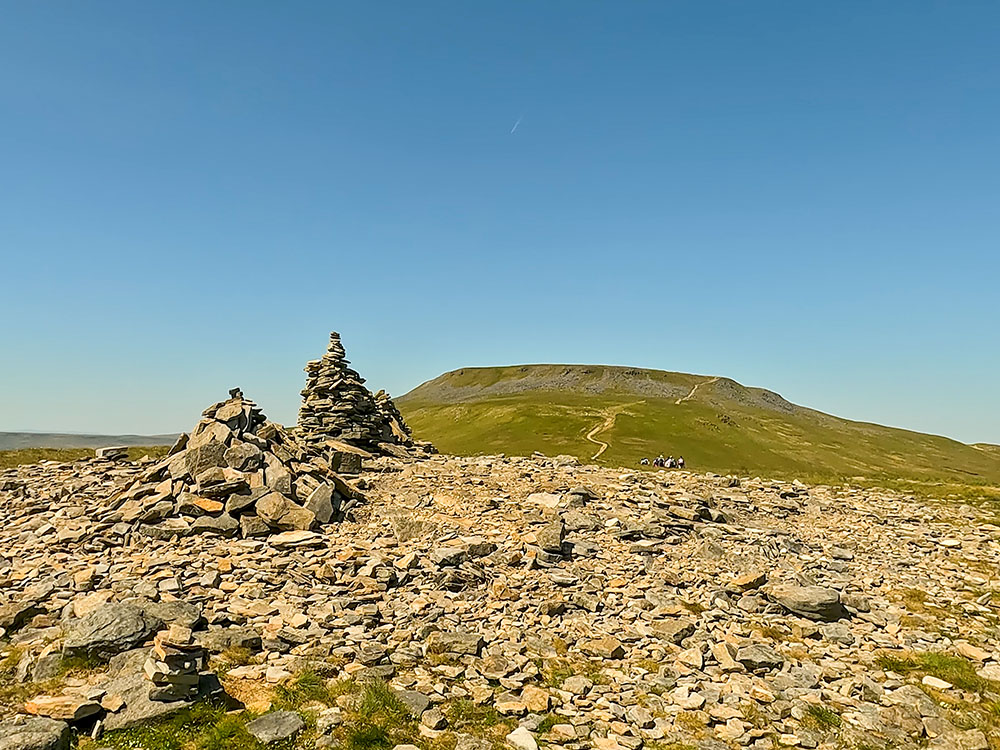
[2,3,997,444]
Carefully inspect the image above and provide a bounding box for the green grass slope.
[397,365,1000,496]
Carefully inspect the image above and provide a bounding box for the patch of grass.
[273,669,337,710]
[97,701,264,750]
[875,651,999,694]
[802,705,842,731]
[535,714,560,734]
[0,445,170,470]
[0,649,106,707]
[357,679,410,722]
[674,710,708,733]
[740,702,769,730]
[445,700,506,731]
[196,713,261,750]
[321,680,421,750]
[538,657,607,687]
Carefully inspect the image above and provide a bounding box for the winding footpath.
[675,376,720,405]
[584,412,616,460]
[584,401,645,460]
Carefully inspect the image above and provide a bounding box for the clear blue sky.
[2,2,997,443]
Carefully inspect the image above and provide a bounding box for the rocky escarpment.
[1,451,999,750]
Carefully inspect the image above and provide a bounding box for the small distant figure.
[655,454,665,468]
[666,455,676,468]
[678,456,686,469]
[640,457,649,466]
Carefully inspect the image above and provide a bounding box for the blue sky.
[1,2,997,443]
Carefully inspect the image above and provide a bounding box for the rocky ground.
[1,451,999,750]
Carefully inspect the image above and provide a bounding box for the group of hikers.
[640,454,685,469]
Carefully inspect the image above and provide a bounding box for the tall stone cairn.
[298,332,412,452]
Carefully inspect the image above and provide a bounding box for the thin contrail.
[510,116,523,134]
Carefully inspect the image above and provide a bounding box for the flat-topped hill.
[398,364,1000,492]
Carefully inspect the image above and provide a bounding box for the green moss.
[802,705,842,730]
[535,714,560,734]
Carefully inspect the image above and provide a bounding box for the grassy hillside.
[398,365,1000,498]
[0,446,171,470]
[0,431,178,451]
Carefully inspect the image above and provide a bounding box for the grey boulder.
[735,643,785,671]
[0,716,70,750]
[63,602,162,660]
[245,711,305,743]
[766,585,845,622]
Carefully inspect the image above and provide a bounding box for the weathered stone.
[63,603,162,660]
[651,618,696,644]
[767,585,845,621]
[245,711,305,743]
[304,484,336,525]
[581,637,625,659]
[735,643,784,671]
[427,631,483,655]
[0,716,70,750]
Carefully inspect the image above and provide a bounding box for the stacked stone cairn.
[144,625,205,702]
[373,388,413,443]
[110,388,362,540]
[297,332,415,454]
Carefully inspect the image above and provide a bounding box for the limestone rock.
[767,585,845,621]
[0,716,70,750]
[245,711,305,743]
[63,603,162,660]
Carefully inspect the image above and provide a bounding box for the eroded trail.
[676,376,720,405]
[585,402,643,460]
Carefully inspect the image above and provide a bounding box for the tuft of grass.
[538,657,607,687]
[754,625,788,641]
[319,680,421,750]
[273,670,337,710]
[445,700,507,731]
[535,714,560,734]
[98,701,263,750]
[357,679,410,722]
[802,705,842,730]
[740,702,769,730]
[875,651,1000,694]
[343,724,392,750]
[196,714,261,750]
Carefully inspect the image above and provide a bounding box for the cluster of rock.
[2,448,1000,750]
[297,332,418,455]
[109,389,362,540]
[144,625,205,702]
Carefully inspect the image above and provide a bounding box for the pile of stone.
[373,389,412,443]
[110,388,362,540]
[144,625,205,702]
[297,331,416,454]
